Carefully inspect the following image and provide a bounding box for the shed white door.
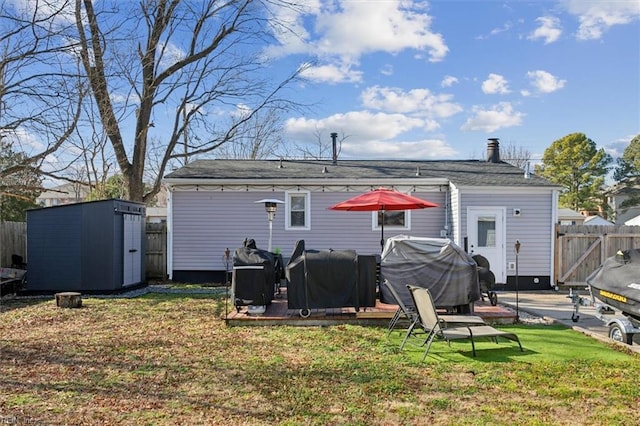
[467,207,506,283]
[123,214,143,286]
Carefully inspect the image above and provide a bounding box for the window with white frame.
[286,191,310,230]
[374,210,410,230]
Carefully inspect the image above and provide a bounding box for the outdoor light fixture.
[255,199,284,252]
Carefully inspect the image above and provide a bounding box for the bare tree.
[0,0,84,184]
[500,143,532,170]
[216,106,286,159]
[296,128,348,160]
[74,0,306,202]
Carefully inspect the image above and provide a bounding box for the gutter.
[163,177,451,188]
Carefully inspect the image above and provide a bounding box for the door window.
[477,215,496,247]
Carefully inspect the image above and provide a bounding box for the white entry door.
[123,214,143,286]
[467,207,506,283]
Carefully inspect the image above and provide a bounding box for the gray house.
[164,140,561,290]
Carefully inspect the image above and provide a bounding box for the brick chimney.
[487,138,500,163]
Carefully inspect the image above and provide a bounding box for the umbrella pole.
[380,210,385,251]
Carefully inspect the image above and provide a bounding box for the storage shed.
[26,199,146,293]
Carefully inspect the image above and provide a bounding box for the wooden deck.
[224,287,517,327]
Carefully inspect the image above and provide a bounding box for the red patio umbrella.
[329,188,439,249]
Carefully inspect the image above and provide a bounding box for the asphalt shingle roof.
[164,159,558,188]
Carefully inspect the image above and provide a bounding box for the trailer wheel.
[609,323,633,345]
[488,292,498,306]
[299,308,311,318]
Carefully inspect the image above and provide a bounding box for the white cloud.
[285,111,458,159]
[361,86,463,118]
[340,138,459,159]
[441,75,459,88]
[313,1,448,61]
[157,42,186,71]
[561,0,640,40]
[266,0,448,83]
[528,16,562,44]
[109,92,140,105]
[10,0,77,26]
[300,63,363,84]
[606,134,639,158]
[461,102,524,133]
[481,74,511,95]
[380,64,394,76]
[1,128,44,153]
[264,1,320,57]
[476,20,522,40]
[286,111,427,142]
[526,70,566,94]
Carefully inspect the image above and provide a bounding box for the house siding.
[170,187,446,274]
[458,189,554,280]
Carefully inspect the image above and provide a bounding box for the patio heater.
[255,199,284,252]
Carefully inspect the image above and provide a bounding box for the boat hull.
[586,250,640,321]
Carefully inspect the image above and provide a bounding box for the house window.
[374,210,409,230]
[286,191,310,230]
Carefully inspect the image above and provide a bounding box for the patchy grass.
[1,293,639,425]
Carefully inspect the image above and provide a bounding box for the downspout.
[550,188,559,289]
[443,186,451,238]
[166,185,173,280]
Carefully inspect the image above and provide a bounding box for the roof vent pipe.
[331,132,338,165]
[487,138,500,163]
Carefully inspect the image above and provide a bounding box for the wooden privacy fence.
[555,224,640,286]
[145,222,167,280]
[0,221,27,267]
[0,221,167,280]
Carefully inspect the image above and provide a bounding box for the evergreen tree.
[0,141,42,221]
[613,134,640,182]
[535,133,611,211]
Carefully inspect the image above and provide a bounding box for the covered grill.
[286,240,377,317]
[380,235,481,313]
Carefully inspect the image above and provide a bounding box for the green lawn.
[1,292,638,425]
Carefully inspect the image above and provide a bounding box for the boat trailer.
[568,286,640,345]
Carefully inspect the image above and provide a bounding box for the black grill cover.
[286,242,376,311]
[232,243,276,307]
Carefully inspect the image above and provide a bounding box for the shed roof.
[583,215,614,226]
[164,159,558,188]
[557,208,585,220]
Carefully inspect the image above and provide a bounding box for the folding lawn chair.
[381,280,417,335]
[383,280,485,336]
[401,285,523,359]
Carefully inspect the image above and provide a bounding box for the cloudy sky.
[264,0,640,162]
